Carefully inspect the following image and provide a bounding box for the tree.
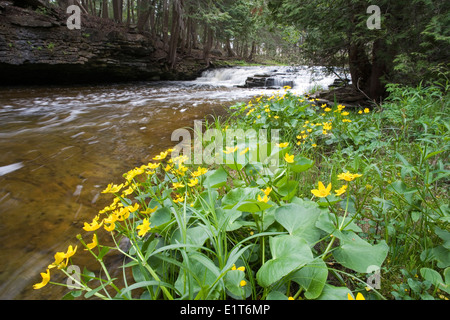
[268,0,450,100]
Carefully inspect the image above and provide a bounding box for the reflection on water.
[0,67,335,299]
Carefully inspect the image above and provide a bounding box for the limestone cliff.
[0,0,208,85]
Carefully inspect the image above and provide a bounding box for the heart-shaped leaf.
[256,235,314,287]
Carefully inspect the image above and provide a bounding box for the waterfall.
[193,66,341,94]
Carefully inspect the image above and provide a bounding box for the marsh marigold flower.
[258,194,270,203]
[335,185,348,196]
[338,171,362,182]
[153,151,168,161]
[33,269,50,290]
[137,218,151,237]
[311,181,332,198]
[277,142,289,148]
[348,293,365,300]
[187,178,198,187]
[240,147,250,155]
[284,153,295,163]
[223,146,238,154]
[141,206,158,215]
[85,234,98,250]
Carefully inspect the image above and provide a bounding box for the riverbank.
[30,82,449,300]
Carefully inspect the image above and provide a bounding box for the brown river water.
[0,66,335,299]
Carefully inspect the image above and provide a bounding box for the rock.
[0,1,208,85]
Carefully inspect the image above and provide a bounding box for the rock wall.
[0,1,207,85]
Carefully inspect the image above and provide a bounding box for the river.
[0,66,336,299]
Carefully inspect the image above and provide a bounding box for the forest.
[55,0,449,99]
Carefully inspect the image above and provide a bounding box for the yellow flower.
[104,222,115,232]
[146,162,160,170]
[85,234,98,250]
[274,115,279,119]
[33,269,50,290]
[239,280,247,287]
[163,164,173,172]
[239,147,249,155]
[83,217,103,232]
[348,293,365,300]
[192,167,208,177]
[187,178,198,187]
[283,85,292,90]
[172,182,185,189]
[341,111,349,116]
[141,206,158,214]
[277,142,289,148]
[342,119,352,123]
[337,104,345,111]
[116,207,130,221]
[337,171,363,182]
[223,146,239,154]
[137,218,151,237]
[128,202,140,213]
[261,187,272,196]
[358,110,363,114]
[311,181,332,198]
[231,264,245,272]
[335,185,348,196]
[284,153,295,163]
[312,143,317,148]
[324,107,332,112]
[153,151,168,161]
[102,183,124,194]
[364,108,370,113]
[288,296,295,300]
[173,195,185,203]
[258,194,270,203]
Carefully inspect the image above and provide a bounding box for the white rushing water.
[193,65,338,94]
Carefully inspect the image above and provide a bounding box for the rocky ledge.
[0,0,208,85]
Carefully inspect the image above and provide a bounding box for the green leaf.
[256,235,314,287]
[289,156,314,173]
[276,180,298,201]
[317,284,352,300]
[333,231,389,273]
[149,207,172,229]
[420,268,445,291]
[290,259,328,299]
[203,167,228,188]
[274,203,321,244]
[224,270,251,299]
[237,199,273,213]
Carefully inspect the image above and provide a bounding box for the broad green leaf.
[290,259,328,299]
[266,291,291,300]
[221,187,260,209]
[256,235,314,287]
[274,203,322,244]
[420,268,446,292]
[277,180,298,201]
[203,167,228,188]
[289,156,314,173]
[224,269,251,299]
[237,199,273,213]
[317,284,352,300]
[333,231,389,273]
[149,206,172,229]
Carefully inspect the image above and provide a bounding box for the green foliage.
[38,84,449,301]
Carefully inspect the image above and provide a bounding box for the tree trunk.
[102,0,108,19]
[368,39,389,101]
[203,26,213,67]
[348,42,371,95]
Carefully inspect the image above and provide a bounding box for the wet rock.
[0,1,208,85]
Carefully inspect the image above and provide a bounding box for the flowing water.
[0,66,336,299]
